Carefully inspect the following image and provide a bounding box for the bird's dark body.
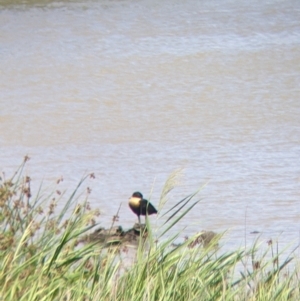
[128,192,157,224]
[129,199,157,216]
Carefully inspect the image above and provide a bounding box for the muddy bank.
[81,224,218,248]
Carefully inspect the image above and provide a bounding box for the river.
[1,0,300,251]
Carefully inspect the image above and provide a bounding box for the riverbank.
[0,160,298,300]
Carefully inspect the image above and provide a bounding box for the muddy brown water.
[1,0,300,253]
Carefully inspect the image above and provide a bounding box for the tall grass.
[1,158,299,300]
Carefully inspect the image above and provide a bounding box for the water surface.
[1,0,300,251]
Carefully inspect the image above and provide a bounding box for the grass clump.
[0,158,300,300]
[0,157,100,300]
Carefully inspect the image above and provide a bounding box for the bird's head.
[132,191,143,199]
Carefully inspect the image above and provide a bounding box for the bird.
[128,191,157,224]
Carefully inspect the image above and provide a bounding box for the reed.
[0,158,299,300]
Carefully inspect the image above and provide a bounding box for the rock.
[81,225,218,249]
[187,231,219,248]
[197,231,218,247]
[81,224,149,246]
